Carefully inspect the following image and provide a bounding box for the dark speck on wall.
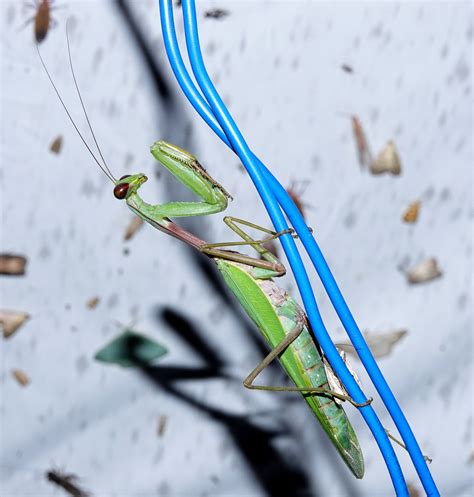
[439,187,451,202]
[454,55,470,82]
[370,22,383,38]
[311,155,321,170]
[107,293,119,308]
[457,293,467,311]
[38,245,51,259]
[343,211,357,229]
[422,186,435,201]
[80,179,101,198]
[438,111,447,127]
[76,355,89,374]
[440,43,449,59]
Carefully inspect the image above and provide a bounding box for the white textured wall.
[1,1,472,496]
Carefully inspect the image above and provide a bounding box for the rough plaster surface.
[1,1,472,496]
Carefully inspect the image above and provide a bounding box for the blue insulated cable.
[160,1,438,495]
[159,1,408,494]
[160,2,440,495]
[171,5,439,495]
[160,2,407,495]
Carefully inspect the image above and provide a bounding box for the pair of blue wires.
[158,1,439,495]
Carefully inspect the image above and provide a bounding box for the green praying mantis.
[117,141,368,478]
[38,40,371,478]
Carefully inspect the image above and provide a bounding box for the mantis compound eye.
[113,182,129,199]
[119,174,131,181]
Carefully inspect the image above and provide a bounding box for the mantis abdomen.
[216,259,364,478]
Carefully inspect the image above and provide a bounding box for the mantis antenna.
[36,24,117,184]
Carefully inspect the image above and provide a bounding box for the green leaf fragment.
[94,329,168,367]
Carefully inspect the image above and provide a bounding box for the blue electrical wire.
[158,0,406,493]
[159,1,439,495]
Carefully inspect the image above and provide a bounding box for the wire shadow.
[116,0,170,101]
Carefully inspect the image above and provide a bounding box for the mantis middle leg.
[201,216,372,409]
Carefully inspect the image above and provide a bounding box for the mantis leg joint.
[352,397,373,408]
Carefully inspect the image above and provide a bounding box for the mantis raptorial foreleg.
[145,141,232,218]
[201,216,372,409]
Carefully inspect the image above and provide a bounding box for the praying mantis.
[38,39,367,479]
[115,142,368,479]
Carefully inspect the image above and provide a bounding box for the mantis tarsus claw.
[352,397,373,408]
[277,228,294,237]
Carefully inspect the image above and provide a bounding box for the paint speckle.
[455,56,470,82]
[439,187,451,202]
[343,211,357,229]
[107,293,119,309]
[310,155,321,170]
[38,245,51,259]
[75,355,89,374]
[457,294,468,311]
[438,111,447,127]
[440,43,449,59]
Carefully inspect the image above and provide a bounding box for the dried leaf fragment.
[407,258,442,284]
[0,310,29,338]
[46,470,91,497]
[350,116,372,169]
[124,216,144,241]
[370,141,401,175]
[0,254,27,275]
[50,135,63,154]
[336,329,408,359]
[403,201,421,223]
[157,415,168,437]
[12,369,30,386]
[86,297,100,309]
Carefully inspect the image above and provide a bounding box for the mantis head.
[113,174,148,200]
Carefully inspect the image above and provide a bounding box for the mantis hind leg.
[243,321,372,409]
[385,429,432,463]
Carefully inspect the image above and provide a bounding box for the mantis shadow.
[144,306,316,496]
[141,371,316,497]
